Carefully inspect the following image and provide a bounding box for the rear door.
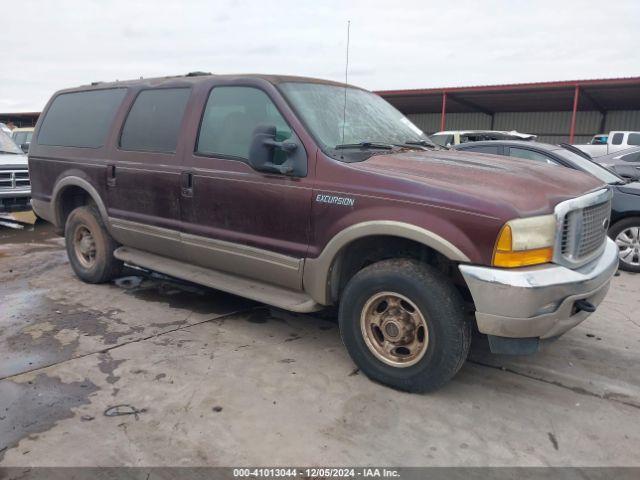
[105,86,192,260]
[179,81,314,290]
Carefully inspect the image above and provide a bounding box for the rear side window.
[196,86,292,160]
[621,151,640,162]
[120,88,191,153]
[430,134,453,147]
[38,89,127,148]
[13,131,32,145]
[508,147,559,165]
[463,145,499,154]
[628,133,640,146]
[611,133,624,145]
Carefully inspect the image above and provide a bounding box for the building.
[0,112,40,129]
[376,77,640,144]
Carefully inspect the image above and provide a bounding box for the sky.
[2,0,639,112]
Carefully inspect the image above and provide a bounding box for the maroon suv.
[29,73,619,392]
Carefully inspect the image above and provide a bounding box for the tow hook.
[575,299,596,313]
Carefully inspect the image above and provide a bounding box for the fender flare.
[51,176,111,231]
[302,220,471,305]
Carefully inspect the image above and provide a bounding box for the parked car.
[29,74,618,392]
[0,122,12,136]
[11,127,34,153]
[592,146,640,182]
[0,129,31,213]
[429,130,536,147]
[453,140,640,272]
[589,134,609,145]
[575,131,640,157]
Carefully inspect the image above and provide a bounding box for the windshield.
[0,129,23,154]
[279,82,431,155]
[555,148,623,184]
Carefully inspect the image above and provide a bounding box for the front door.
[179,84,314,290]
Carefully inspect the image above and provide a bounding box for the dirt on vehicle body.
[28,73,618,392]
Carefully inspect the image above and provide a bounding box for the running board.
[114,247,323,313]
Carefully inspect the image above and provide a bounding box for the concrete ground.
[0,219,639,467]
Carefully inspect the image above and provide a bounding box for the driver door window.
[196,86,293,164]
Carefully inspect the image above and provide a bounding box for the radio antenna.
[341,20,351,144]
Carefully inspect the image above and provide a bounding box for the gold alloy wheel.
[73,224,97,269]
[360,291,429,367]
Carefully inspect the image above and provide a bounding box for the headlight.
[493,214,556,267]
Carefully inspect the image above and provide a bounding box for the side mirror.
[20,142,30,153]
[248,125,298,175]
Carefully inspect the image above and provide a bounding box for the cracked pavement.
[1,221,639,466]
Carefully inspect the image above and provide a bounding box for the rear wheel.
[610,217,640,273]
[64,206,123,283]
[338,259,471,393]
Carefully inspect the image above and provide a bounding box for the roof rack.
[186,71,212,77]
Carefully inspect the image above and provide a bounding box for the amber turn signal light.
[493,222,554,268]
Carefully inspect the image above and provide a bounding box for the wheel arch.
[303,221,471,305]
[52,176,110,232]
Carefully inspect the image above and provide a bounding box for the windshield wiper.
[0,150,21,155]
[334,142,395,150]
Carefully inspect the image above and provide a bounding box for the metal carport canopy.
[375,77,640,114]
[375,77,640,143]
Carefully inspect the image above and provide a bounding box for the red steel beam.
[569,85,580,144]
[376,76,640,97]
[440,91,447,131]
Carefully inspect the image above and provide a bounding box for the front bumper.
[0,189,31,213]
[459,238,619,340]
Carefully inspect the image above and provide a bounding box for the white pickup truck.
[575,131,640,157]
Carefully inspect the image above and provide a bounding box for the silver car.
[0,129,31,213]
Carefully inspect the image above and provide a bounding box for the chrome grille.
[0,169,30,190]
[557,194,611,267]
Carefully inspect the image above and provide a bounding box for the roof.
[433,130,535,138]
[454,140,563,151]
[376,77,640,114]
[64,72,357,92]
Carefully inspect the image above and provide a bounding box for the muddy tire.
[609,217,640,273]
[339,259,471,393]
[64,206,123,283]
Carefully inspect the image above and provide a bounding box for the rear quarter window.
[37,89,127,148]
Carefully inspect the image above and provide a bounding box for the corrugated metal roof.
[377,77,640,114]
[376,77,640,96]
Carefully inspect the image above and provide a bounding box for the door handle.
[181,172,193,198]
[107,164,116,187]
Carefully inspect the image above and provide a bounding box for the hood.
[617,181,640,196]
[348,149,606,219]
[0,152,28,168]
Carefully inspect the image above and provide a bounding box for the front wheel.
[338,259,471,393]
[610,217,640,273]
